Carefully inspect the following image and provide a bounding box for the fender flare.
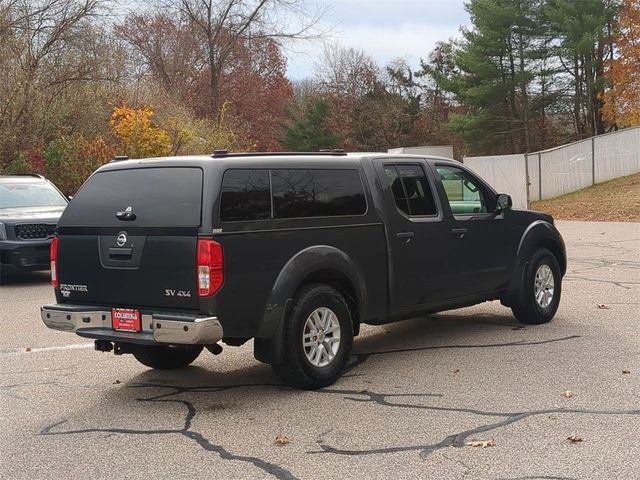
[254,245,366,364]
[505,220,567,303]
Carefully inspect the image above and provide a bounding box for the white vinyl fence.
[463,126,640,208]
[460,154,528,209]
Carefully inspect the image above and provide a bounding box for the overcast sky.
[284,0,470,80]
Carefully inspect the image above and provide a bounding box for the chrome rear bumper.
[40,304,223,345]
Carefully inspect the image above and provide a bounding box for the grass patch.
[531,173,640,222]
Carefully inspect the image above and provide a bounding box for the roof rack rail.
[318,149,346,154]
[111,155,129,162]
[210,150,348,158]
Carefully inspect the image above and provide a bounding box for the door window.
[436,166,494,215]
[383,164,437,217]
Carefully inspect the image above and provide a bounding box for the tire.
[133,345,203,369]
[512,248,562,325]
[272,284,354,390]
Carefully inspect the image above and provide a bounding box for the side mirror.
[496,193,512,212]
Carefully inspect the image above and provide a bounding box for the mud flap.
[254,299,292,365]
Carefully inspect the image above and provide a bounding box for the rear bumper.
[40,304,223,346]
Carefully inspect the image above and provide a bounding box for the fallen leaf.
[274,433,291,445]
[25,347,32,352]
[561,390,575,398]
[465,439,496,448]
[596,304,610,309]
[113,379,121,384]
[623,370,631,374]
[567,435,583,443]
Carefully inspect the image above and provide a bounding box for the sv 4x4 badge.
[165,289,192,298]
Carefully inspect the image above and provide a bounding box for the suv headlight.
[0,222,6,240]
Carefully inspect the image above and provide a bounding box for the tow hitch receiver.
[94,340,138,355]
[95,340,113,352]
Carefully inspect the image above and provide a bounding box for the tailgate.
[56,167,203,310]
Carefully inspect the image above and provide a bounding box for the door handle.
[108,247,133,260]
[451,228,467,238]
[396,232,415,243]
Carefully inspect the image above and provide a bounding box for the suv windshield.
[0,181,67,210]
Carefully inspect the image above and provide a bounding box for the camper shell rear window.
[60,167,203,227]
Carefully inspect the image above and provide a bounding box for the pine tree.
[543,0,621,136]
[434,0,546,154]
[280,98,341,152]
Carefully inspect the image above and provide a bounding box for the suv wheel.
[133,345,203,369]
[273,284,353,390]
[512,248,562,325]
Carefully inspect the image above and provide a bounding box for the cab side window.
[220,169,271,221]
[383,164,437,217]
[436,166,493,215]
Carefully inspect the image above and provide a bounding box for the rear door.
[373,160,453,309]
[56,167,203,310]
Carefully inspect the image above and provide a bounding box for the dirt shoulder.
[531,173,640,222]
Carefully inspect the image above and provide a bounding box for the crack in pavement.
[568,258,640,275]
[41,395,299,480]
[309,395,640,458]
[36,334,582,479]
[563,275,639,289]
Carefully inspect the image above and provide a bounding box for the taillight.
[50,237,59,289]
[197,239,223,297]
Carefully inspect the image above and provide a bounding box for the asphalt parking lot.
[1,220,639,480]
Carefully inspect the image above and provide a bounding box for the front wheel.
[133,345,203,369]
[512,248,562,325]
[272,284,354,390]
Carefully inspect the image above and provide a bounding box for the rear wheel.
[512,248,562,325]
[133,345,203,369]
[272,284,353,390]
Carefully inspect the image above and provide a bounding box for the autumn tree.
[163,102,256,154]
[109,106,172,158]
[117,5,299,150]
[169,0,323,119]
[314,43,378,149]
[0,0,124,168]
[42,135,113,194]
[601,0,640,127]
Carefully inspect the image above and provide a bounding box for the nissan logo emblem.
[117,232,127,247]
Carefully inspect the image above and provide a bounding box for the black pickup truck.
[41,151,566,389]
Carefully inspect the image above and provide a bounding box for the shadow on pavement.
[116,312,545,395]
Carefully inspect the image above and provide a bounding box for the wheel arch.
[254,245,366,364]
[504,220,567,305]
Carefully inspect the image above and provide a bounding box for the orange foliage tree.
[602,0,640,128]
[110,106,172,158]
